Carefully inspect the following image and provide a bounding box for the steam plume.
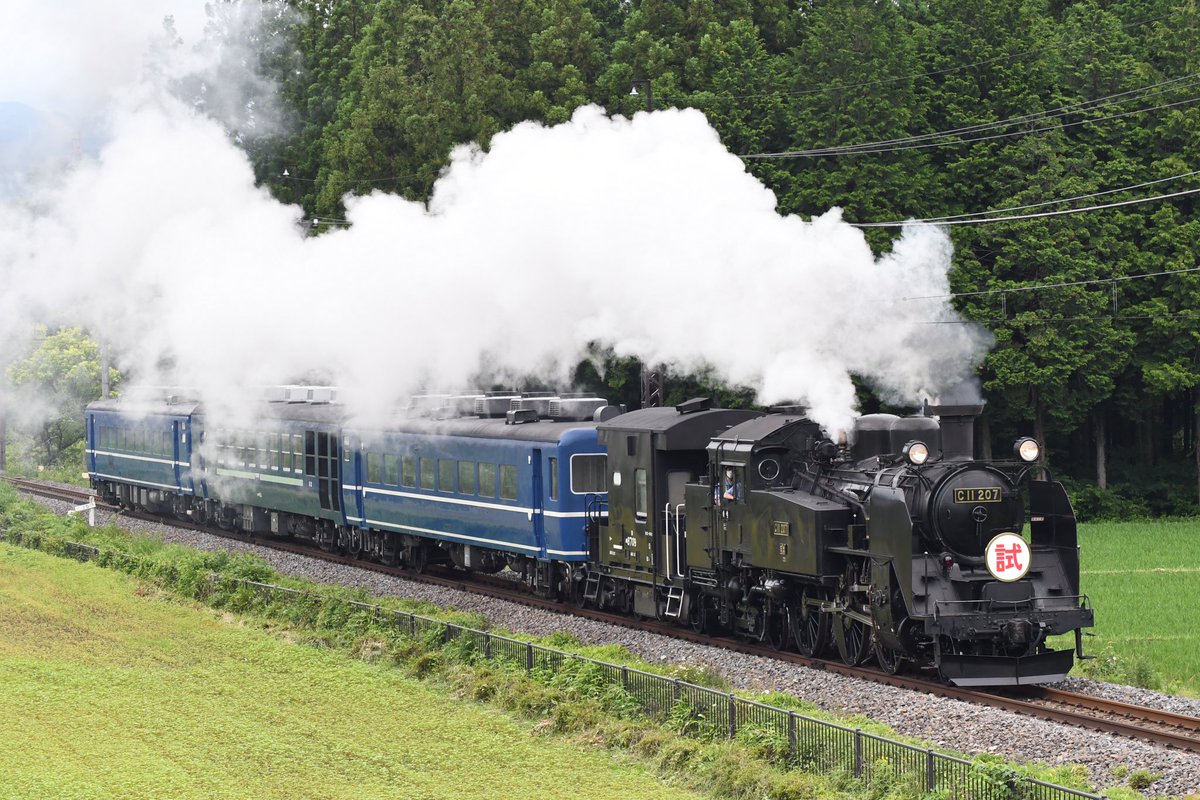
[0,6,991,435]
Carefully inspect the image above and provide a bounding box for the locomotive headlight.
[903,440,930,465]
[1014,437,1041,463]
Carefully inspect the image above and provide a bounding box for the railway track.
[7,474,1200,754]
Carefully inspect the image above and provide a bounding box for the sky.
[0,1,991,435]
[0,1,208,115]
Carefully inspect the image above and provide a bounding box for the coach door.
[307,431,342,513]
[531,449,546,557]
[85,414,97,475]
[346,443,365,525]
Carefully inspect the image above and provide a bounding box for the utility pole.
[630,78,663,408]
[0,364,7,473]
[629,78,653,113]
[100,340,110,399]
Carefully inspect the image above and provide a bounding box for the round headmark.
[985,532,1031,582]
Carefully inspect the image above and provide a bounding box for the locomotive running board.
[939,648,1076,687]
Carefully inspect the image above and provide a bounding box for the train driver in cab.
[714,467,743,506]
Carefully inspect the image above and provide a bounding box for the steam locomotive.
[86,389,1093,686]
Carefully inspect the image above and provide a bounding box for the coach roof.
[597,406,762,451]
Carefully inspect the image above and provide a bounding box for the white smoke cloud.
[0,6,992,436]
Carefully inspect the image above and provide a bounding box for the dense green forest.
[245,0,1200,516]
[10,0,1200,519]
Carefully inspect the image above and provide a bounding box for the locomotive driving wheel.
[873,640,904,675]
[766,606,790,651]
[834,611,874,666]
[790,590,830,657]
[688,596,710,634]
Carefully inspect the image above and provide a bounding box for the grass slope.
[0,543,704,800]
[1076,519,1200,694]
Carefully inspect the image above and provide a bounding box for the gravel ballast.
[16,493,1200,797]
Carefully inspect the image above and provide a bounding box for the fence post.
[484,632,492,660]
[926,749,935,791]
[788,711,796,759]
[526,643,534,673]
[854,728,863,778]
[728,694,737,739]
[443,624,452,645]
[672,679,681,703]
[621,666,629,690]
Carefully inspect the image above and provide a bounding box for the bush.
[1064,458,1200,521]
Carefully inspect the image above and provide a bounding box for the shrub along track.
[6,475,1200,757]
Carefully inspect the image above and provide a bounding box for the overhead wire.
[853,185,1200,227]
[902,170,1200,223]
[742,92,1200,159]
[904,266,1200,302]
[739,73,1200,158]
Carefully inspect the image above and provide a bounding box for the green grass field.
[1076,518,1200,695]
[0,543,707,800]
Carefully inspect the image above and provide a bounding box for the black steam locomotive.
[589,399,1093,686]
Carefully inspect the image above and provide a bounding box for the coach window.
[384,454,399,485]
[367,452,382,484]
[269,435,280,470]
[500,465,518,501]
[344,437,352,462]
[420,457,436,491]
[292,435,304,473]
[570,454,608,494]
[459,461,476,495]
[439,459,455,493]
[548,458,559,500]
[479,463,497,498]
[117,428,126,450]
[635,469,648,518]
[401,456,416,487]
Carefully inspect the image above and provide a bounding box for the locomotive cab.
[592,401,760,618]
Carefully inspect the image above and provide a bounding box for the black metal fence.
[4,532,1106,800]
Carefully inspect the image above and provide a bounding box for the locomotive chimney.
[923,401,985,460]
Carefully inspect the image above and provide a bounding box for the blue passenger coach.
[342,416,608,574]
[87,391,613,595]
[86,398,197,513]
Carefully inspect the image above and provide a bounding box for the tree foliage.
[227,0,1200,512]
[5,327,120,465]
